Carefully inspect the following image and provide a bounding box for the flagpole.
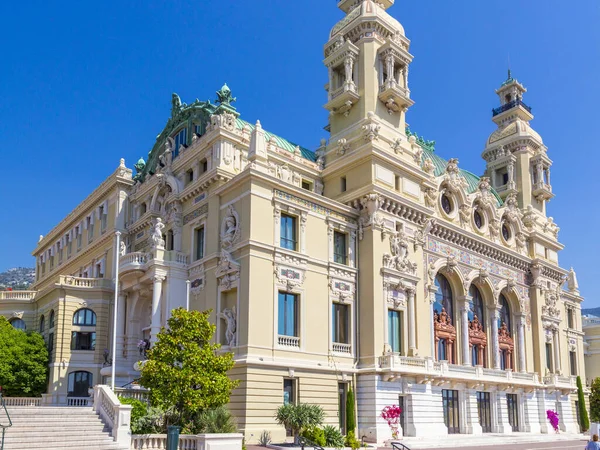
[186,280,191,311]
[111,231,121,391]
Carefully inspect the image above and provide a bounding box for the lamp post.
[111,231,121,392]
[185,280,191,311]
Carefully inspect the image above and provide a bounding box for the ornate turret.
[324,0,413,137]
[482,72,553,214]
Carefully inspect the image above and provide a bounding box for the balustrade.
[0,291,36,301]
[278,335,300,348]
[332,342,352,354]
[58,276,112,289]
[2,397,41,407]
[67,396,90,407]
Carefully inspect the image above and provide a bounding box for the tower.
[482,72,554,215]
[324,0,414,139]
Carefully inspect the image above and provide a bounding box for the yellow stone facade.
[2,0,587,443]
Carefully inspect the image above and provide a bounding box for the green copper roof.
[235,119,316,162]
[411,127,503,206]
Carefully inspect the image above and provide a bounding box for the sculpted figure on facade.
[336,138,350,155]
[359,194,383,233]
[568,267,579,294]
[221,205,240,250]
[215,250,240,291]
[151,218,165,248]
[424,188,437,208]
[119,240,127,257]
[390,137,403,154]
[383,230,417,275]
[542,289,560,318]
[219,307,237,347]
[422,157,435,176]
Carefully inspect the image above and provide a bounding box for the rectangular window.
[333,231,347,265]
[388,310,401,354]
[283,379,296,405]
[507,394,519,431]
[201,158,208,174]
[195,227,205,260]
[477,392,492,433]
[302,180,311,191]
[395,175,401,191]
[341,176,347,192]
[278,292,298,337]
[100,206,107,231]
[567,308,574,329]
[50,256,54,270]
[546,343,553,372]
[280,214,297,251]
[96,263,103,278]
[71,331,96,351]
[174,128,187,157]
[502,172,509,185]
[88,219,94,242]
[76,227,82,249]
[67,236,72,257]
[332,303,349,344]
[570,351,578,376]
[186,169,194,185]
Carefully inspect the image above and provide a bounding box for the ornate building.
[1,0,586,443]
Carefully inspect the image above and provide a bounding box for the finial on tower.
[338,0,394,14]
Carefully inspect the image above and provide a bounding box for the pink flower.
[381,405,403,439]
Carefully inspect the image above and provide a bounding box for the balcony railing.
[492,99,532,117]
[67,396,91,407]
[165,251,190,265]
[0,291,36,301]
[278,335,300,348]
[58,276,113,289]
[332,342,352,354]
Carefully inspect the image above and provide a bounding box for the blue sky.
[0,1,598,304]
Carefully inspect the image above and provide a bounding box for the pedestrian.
[586,434,600,450]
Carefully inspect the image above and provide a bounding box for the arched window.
[434,274,454,320]
[469,285,485,329]
[10,318,26,331]
[73,309,96,326]
[39,315,45,333]
[498,295,511,332]
[67,371,93,397]
[49,310,55,329]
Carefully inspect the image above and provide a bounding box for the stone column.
[517,315,526,373]
[491,307,501,369]
[553,329,561,374]
[407,287,417,356]
[151,276,165,343]
[460,297,471,366]
[429,287,438,360]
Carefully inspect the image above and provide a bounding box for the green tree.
[0,316,48,397]
[346,387,356,433]
[577,376,590,432]
[590,378,600,423]
[139,308,238,426]
[275,403,324,444]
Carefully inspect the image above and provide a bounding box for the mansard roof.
[408,128,503,206]
[135,86,315,183]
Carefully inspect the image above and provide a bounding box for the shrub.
[136,406,166,434]
[322,425,345,449]
[118,397,148,434]
[274,403,324,443]
[346,388,356,434]
[577,376,590,432]
[301,427,326,447]
[345,430,361,449]
[590,378,600,423]
[193,405,237,434]
[258,430,272,446]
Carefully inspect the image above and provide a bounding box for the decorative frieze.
[183,204,209,225]
[274,264,304,291]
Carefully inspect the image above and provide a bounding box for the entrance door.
[477,392,492,433]
[442,389,460,434]
[507,394,519,431]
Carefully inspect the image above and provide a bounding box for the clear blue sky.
[1,1,598,304]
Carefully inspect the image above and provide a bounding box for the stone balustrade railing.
[278,335,300,348]
[94,385,132,448]
[114,387,150,405]
[67,396,91,406]
[2,397,41,406]
[0,290,36,301]
[131,433,243,450]
[379,354,574,390]
[58,276,113,289]
[332,342,352,354]
[165,251,190,265]
[120,252,149,267]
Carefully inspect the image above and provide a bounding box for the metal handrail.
[392,442,411,450]
[120,378,142,389]
[0,391,13,450]
[298,436,325,450]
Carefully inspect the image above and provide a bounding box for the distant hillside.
[0,267,35,290]
[583,307,600,317]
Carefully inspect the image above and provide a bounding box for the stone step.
[6,407,97,414]
[5,428,110,438]
[8,417,105,426]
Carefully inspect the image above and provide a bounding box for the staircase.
[3,406,128,449]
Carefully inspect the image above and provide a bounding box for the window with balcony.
[195,226,205,260]
[278,292,298,337]
[332,303,349,345]
[333,231,347,265]
[280,214,297,251]
[388,309,402,353]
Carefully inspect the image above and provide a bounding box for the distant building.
[583,315,600,384]
[0,0,587,443]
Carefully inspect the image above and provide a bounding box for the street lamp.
[111,231,121,391]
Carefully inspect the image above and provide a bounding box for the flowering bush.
[546,409,560,433]
[381,405,402,439]
[137,339,150,357]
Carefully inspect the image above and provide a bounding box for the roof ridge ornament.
[216,83,236,106]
